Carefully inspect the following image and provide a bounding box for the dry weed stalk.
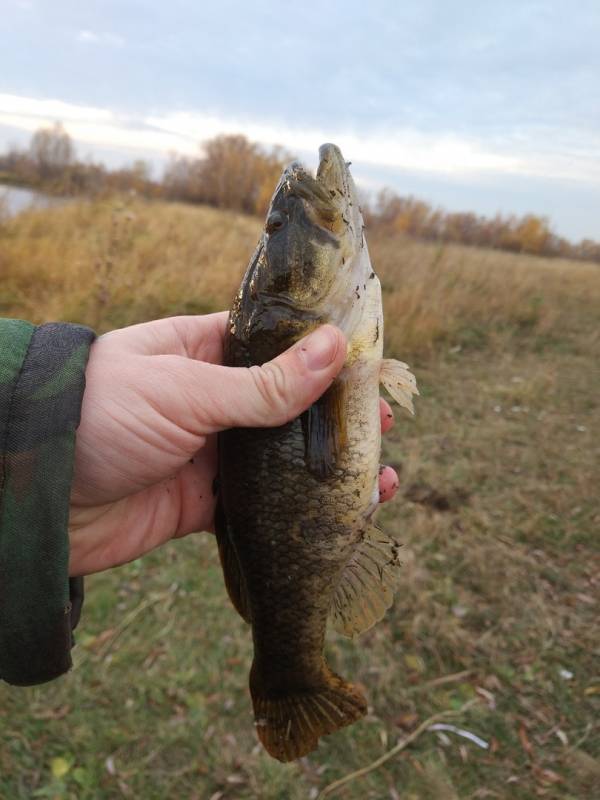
[318,699,479,798]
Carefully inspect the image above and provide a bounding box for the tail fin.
[250,661,367,762]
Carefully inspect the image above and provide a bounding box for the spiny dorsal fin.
[380,358,419,415]
[214,497,252,624]
[329,526,402,638]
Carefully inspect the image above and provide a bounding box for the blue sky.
[1,0,599,241]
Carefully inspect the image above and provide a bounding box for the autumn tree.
[198,135,289,215]
[163,135,290,215]
[29,122,74,181]
[513,215,552,255]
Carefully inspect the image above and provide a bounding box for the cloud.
[77,30,125,47]
[0,93,114,124]
[1,92,600,189]
[146,111,523,176]
[0,93,190,157]
[0,93,523,177]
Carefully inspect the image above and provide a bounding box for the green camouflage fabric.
[0,319,95,685]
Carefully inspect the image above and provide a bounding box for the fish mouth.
[315,144,361,242]
[316,143,352,200]
[281,144,359,234]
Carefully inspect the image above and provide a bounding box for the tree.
[513,215,552,255]
[199,135,289,214]
[29,122,74,181]
[162,135,290,215]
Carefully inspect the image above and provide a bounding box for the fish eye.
[266,211,286,235]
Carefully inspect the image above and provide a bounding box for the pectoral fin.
[214,497,252,624]
[380,358,419,414]
[329,526,402,637]
[301,381,346,480]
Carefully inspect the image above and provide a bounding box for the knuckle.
[249,363,292,423]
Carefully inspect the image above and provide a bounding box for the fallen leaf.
[50,757,70,779]
[518,725,534,759]
[533,766,563,785]
[404,654,425,673]
[33,705,70,721]
[395,712,419,730]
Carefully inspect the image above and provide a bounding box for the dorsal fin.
[380,358,419,414]
[329,526,403,637]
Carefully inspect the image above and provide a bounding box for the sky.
[1,0,599,241]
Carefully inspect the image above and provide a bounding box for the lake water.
[0,184,58,216]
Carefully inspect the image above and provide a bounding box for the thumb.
[193,324,347,431]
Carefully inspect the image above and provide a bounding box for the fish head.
[253,144,370,330]
[228,144,376,363]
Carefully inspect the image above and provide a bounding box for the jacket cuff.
[0,321,95,685]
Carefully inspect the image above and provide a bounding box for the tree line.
[1,122,598,263]
[0,123,160,199]
[364,191,600,262]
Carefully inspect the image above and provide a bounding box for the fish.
[216,143,418,762]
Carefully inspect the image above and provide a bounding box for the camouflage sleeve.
[0,319,96,685]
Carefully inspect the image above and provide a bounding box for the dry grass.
[2,195,598,356]
[0,198,258,331]
[370,235,599,357]
[1,196,599,799]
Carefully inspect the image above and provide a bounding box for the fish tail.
[249,660,367,762]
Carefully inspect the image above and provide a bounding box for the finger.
[378,465,399,503]
[169,313,229,363]
[100,312,229,362]
[182,325,348,432]
[380,397,394,434]
[172,435,219,536]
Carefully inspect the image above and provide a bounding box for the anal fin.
[329,526,402,637]
[214,497,251,624]
[380,358,419,414]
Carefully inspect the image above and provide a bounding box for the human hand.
[69,313,400,576]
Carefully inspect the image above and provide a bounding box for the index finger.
[100,311,230,364]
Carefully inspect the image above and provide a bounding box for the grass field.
[1,197,599,799]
